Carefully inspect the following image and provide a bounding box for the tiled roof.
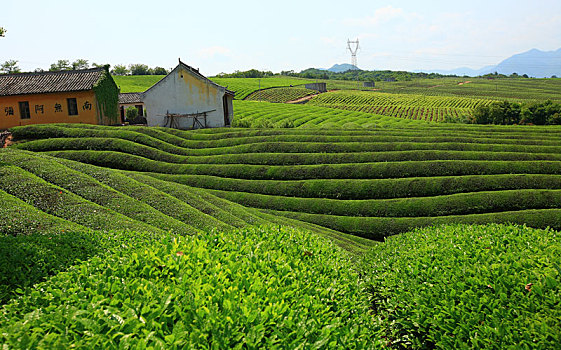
[0,68,105,97]
[119,92,143,104]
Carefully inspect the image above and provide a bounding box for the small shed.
[143,60,234,129]
[363,81,375,88]
[304,82,327,93]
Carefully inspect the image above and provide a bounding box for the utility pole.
[347,39,360,88]
[347,39,360,68]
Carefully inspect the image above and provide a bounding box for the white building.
[142,60,234,129]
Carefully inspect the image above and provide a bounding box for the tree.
[72,59,89,70]
[111,64,129,76]
[152,66,168,75]
[1,60,21,74]
[125,107,138,123]
[0,27,5,37]
[49,60,72,71]
[129,64,150,75]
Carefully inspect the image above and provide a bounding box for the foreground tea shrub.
[362,224,561,348]
[0,226,377,348]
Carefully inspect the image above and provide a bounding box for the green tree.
[92,63,108,69]
[49,60,72,71]
[72,59,89,70]
[111,65,129,76]
[1,60,20,74]
[152,66,168,75]
[0,27,5,37]
[489,101,521,125]
[125,107,139,123]
[129,64,150,75]
[473,105,491,124]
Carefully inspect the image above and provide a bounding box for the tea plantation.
[2,120,561,347]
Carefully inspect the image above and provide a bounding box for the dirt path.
[286,93,320,104]
[285,89,338,104]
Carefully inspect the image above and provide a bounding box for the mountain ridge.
[423,48,561,78]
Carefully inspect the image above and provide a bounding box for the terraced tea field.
[10,123,561,240]
[369,76,561,103]
[245,87,318,103]
[3,121,561,347]
[307,90,494,122]
[232,100,430,128]
[210,76,314,100]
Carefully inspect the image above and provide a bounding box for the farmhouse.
[142,60,234,129]
[0,67,119,130]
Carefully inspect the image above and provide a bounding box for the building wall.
[143,66,228,129]
[0,90,98,130]
[305,83,327,93]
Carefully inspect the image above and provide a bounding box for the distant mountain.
[323,64,360,73]
[424,48,561,78]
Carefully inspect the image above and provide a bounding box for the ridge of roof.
[0,67,105,78]
[142,60,235,96]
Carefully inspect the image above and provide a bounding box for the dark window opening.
[19,101,30,119]
[135,104,144,117]
[67,98,78,116]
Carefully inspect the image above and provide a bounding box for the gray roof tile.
[119,92,143,104]
[0,68,105,97]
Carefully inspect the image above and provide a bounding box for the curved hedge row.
[0,165,164,234]
[0,149,199,234]
[17,137,561,165]
[269,208,561,240]
[43,150,561,180]
[7,122,561,241]
[208,188,561,218]
[151,173,561,200]
[15,123,561,148]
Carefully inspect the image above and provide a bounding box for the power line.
[347,39,360,68]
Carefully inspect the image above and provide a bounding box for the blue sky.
[1,0,560,75]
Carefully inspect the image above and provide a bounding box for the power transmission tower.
[347,39,360,69]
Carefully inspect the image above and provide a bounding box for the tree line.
[214,68,443,81]
[473,100,561,125]
[0,59,169,76]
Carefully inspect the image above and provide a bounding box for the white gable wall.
[143,65,229,128]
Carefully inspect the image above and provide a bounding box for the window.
[135,104,144,117]
[67,98,78,116]
[19,101,30,119]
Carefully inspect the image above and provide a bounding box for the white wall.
[143,65,228,129]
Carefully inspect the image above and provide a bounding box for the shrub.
[361,224,561,348]
[125,107,139,123]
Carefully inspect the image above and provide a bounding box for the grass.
[112,75,165,93]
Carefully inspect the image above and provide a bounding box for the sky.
[1,0,560,76]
